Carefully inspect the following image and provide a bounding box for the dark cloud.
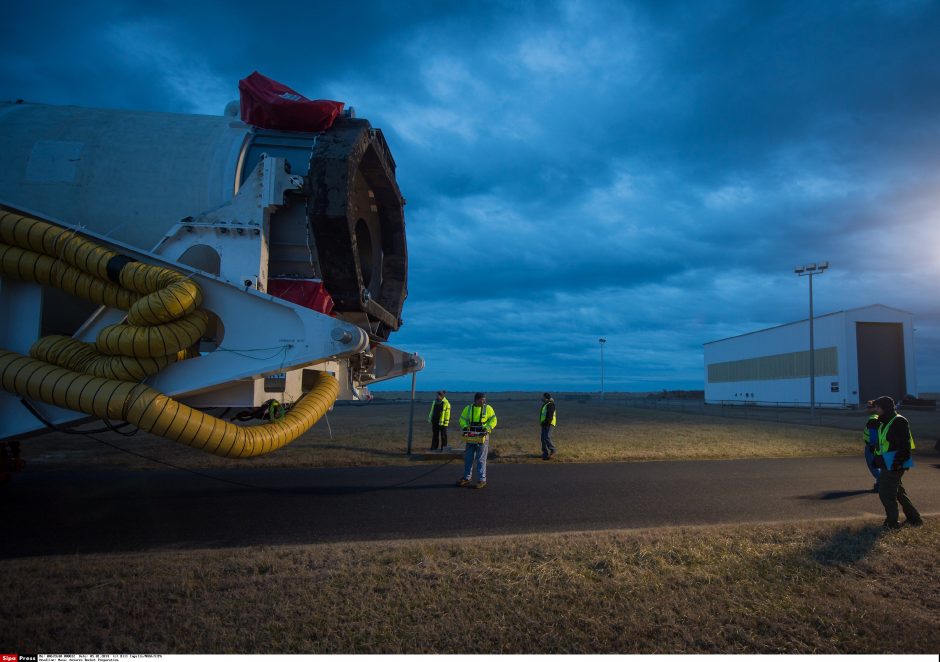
[2,0,938,390]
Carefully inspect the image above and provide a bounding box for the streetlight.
[794,262,829,416]
[599,338,607,401]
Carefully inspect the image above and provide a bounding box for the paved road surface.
[3,456,939,558]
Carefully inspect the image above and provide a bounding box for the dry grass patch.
[3,519,938,653]
[19,398,863,470]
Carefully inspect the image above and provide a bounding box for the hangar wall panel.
[703,305,915,407]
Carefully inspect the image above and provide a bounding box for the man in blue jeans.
[457,393,498,489]
[540,392,557,460]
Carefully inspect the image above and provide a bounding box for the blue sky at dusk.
[2,1,939,392]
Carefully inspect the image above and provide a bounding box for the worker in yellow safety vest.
[427,390,451,451]
[870,395,922,529]
[457,392,497,489]
[540,392,557,460]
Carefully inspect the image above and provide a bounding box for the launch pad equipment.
[0,95,423,448]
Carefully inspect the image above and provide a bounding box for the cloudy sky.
[3,0,939,392]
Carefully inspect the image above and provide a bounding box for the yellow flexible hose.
[0,244,136,310]
[0,210,116,280]
[0,350,339,458]
[0,211,202,325]
[121,262,203,325]
[31,336,182,381]
[0,243,208,359]
[0,210,337,456]
[96,309,208,358]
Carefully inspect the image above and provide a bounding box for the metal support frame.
[0,170,423,439]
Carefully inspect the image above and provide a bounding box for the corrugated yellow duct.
[0,245,209,360]
[0,350,339,458]
[0,243,136,310]
[0,210,338,456]
[31,335,183,381]
[96,309,208,358]
[0,210,202,324]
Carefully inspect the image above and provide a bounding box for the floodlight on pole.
[599,338,607,401]
[794,262,829,417]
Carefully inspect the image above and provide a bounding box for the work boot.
[456,479,470,487]
[475,481,487,489]
[882,519,902,530]
[905,518,924,528]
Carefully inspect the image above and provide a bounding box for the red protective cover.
[268,278,335,316]
[238,71,344,132]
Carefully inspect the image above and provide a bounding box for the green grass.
[2,518,937,653]
[20,397,866,470]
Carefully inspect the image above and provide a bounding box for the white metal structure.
[0,99,423,441]
[704,304,916,408]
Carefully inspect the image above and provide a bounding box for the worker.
[457,392,497,489]
[427,390,451,451]
[863,401,880,492]
[870,395,923,529]
[540,392,557,460]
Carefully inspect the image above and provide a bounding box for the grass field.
[17,396,875,470]
[8,395,938,654]
[3,518,938,654]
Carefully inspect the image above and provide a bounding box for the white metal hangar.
[703,305,916,408]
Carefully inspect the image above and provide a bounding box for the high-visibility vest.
[428,398,450,426]
[540,401,556,426]
[876,414,915,469]
[862,413,878,445]
[459,404,497,443]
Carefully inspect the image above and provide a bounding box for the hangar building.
[704,304,916,408]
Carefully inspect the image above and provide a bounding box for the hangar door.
[856,322,906,404]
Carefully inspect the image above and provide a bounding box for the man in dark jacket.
[871,395,923,529]
[427,390,451,451]
[540,393,557,460]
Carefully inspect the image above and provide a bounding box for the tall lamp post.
[794,262,828,417]
[599,338,607,401]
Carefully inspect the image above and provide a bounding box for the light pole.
[794,262,829,417]
[599,338,607,401]
[406,354,418,455]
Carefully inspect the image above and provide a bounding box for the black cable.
[103,417,139,437]
[81,432,287,492]
[19,397,275,490]
[19,398,133,435]
[364,454,459,491]
[19,397,459,493]
[90,433,459,494]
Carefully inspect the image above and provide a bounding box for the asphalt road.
[3,456,939,558]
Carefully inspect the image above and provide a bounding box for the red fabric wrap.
[267,278,335,316]
[238,71,344,132]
